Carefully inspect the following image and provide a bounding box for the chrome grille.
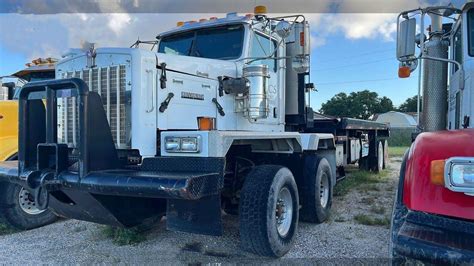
[58,65,128,149]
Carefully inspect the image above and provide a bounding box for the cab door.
[248,31,280,125]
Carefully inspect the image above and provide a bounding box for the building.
[371,111,418,128]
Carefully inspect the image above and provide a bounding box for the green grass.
[389,146,409,157]
[0,223,16,235]
[102,226,146,245]
[334,170,388,197]
[370,205,386,215]
[354,214,390,227]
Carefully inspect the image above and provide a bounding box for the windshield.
[158,24,244,60]
[9,70,55,99]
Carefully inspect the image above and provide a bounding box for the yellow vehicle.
[0,86,17,161]
[0,58,57,229]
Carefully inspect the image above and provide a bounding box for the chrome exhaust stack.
[421,13,449,132]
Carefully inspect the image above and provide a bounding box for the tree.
[320,90,394,119]
[398,95,422,112]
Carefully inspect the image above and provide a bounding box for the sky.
[0,0,463,110]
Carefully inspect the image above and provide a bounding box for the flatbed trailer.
[306,115,390,175]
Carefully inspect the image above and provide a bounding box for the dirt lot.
[0,157,402,264]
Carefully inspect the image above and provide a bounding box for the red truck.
[391,3,474,264]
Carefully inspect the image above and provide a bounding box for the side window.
[250,33,277,72]
[0,87,8,100]
[469,9,474,56]
[453,26,462,73]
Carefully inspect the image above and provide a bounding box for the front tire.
[239,165,299,257]
[300,156,333,223]
[0,182,57,230]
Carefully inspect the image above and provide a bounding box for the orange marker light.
[398,66,411,78]
[209,16,218,20]
[176,21,184,26]
[198,117,215,131]
[430,159,446,186]
[254,5,267,14]
[300,32,305,46]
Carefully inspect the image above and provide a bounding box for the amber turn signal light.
[254,5,267,14]
[198,117,215,131]
[430,159,446,186]
[398,66,411,78]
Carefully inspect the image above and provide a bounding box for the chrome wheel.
[275,187,294,237]
[319,172,330,208]
[18,187,45,215]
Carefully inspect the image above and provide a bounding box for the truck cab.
[0,7,388,257]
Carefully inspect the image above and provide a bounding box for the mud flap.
[166,194,222,236]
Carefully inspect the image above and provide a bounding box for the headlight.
[164,137,181,151]
[164,136,200,153]
[445,157,474,196]
[180,137,198,152]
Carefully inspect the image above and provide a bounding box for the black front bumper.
[58,156,225,200]
[0,157,224,200]
[0,157,225,234]
[391,205,474,264]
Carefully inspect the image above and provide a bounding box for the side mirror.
[397,18,416,61]
[1,82,16,100]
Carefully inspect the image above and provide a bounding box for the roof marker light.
[254,5,267,14]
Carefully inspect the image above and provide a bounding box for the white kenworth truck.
[0,7,388,256]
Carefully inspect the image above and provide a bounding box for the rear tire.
[300,156,333,223]
[376,141,384,172]
[0,182,57,230]
[239,165,299,257]
[359,157,369,170]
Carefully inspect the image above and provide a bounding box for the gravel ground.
[0,158,401,264]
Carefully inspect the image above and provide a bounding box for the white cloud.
[107,13,132,35]
[0,13,201,60]
[321,13,397,41]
